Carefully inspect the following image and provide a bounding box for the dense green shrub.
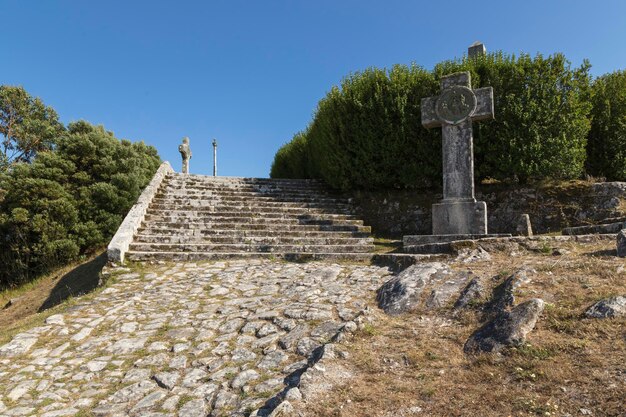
[0,85,65,170]
[270,131,309,179]
[304,65,440,190]
[435,52,591,183]
[586,70,626,180]
[271,52,593,189]
[0,121,160,288]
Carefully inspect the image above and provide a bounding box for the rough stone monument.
[468,41,486,59]
[178,137,192,174]
[421,71,494,235]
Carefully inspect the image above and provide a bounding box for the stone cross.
[421,72,494,235]
[178,137,192,174]
[468,41,486,59]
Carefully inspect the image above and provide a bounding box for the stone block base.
[432,200,487,235]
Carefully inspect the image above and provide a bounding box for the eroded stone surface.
[376,262,456,315]
[617,230,626,257]
[585,295,626,318]
[0,259,391,416]
[464,298,545,353]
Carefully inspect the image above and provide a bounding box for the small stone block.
[432,200,487,235]
[516,214,533,237]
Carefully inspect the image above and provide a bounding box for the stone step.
[148,203,351,214]
[155,192,352,209]
[138,223,372,234]
[159,185,338,197]
[146,205,352,216]
[150,195,349,205]
[403,234,512,246]
[163,180,328,193]
[142,216,365,228]
[128,243,375,253]
[125,251,437,265]
[166,174,323,186]
[143,212,360,223]
[562,220,626,236]
[133,235,374,245]
[136,229,370,238]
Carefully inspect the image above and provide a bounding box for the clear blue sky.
[2,0,625,177]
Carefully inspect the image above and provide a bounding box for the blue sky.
[2,0,625,177]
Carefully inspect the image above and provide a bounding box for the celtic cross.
[421,72,494,202]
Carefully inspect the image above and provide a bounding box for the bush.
[586,70,626,180]
[434,52,591,183]
[303,64,440,190]
[0,121,160,288]
[270,131,309,179]
[271,52,593,189]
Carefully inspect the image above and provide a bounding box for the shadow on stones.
[254,345,326,416]
[38,252,107,312]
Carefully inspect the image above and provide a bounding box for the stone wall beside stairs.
[351,181,626,238]
[107,162,174,263]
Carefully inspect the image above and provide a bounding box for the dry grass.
[297,240,626,417]
[0,252,107,341]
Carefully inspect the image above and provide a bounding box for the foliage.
[303,64,440,190]
[271,52,593,189]
[434,52,591,183]
[0,85,65,171]
[586,70,626,180]
[0,120,160,287]
[270,131,309,179]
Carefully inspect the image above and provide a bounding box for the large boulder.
[376,263,450,315]
[617,230,626,257]
[585,296,626,318]
[464,298,545,354]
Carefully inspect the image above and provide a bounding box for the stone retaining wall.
[107,161,174,263]
[351,181,626,238]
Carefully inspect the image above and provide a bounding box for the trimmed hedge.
[271,51,595,190]
[306,64,440,190]
[587,70,626,180]
[434,52,591,183]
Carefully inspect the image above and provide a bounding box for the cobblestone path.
[0,260,392,417]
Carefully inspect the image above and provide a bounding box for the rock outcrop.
[585,296,626,318]
[464,298,545,353]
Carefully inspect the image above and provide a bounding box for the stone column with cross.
[421,71,494,235]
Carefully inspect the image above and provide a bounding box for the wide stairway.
[125,173,376,261]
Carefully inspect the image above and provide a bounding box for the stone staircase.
[124,173,376,261]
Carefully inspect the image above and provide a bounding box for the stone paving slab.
[0,260,393,416]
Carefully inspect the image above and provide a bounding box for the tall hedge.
[586,70,626,180]
[270,131,309,179]
[305,64,440,190]
[271,52,593,189]
[0,121,161,288]
[434,52,591,183]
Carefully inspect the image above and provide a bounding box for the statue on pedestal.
[178,137,192,174]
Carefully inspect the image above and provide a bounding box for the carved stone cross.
[421,72,494,235]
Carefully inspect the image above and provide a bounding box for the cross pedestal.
[421,72,494,235]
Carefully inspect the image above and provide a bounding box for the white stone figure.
[178,137,192,174]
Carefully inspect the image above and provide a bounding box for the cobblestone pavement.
[0,260,392,416]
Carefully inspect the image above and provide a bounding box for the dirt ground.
[295,240,626,417]
[0,252,107,332]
